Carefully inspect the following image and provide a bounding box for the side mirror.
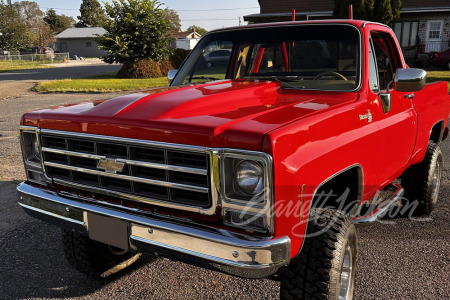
[394,68,427,92]
[167,69,178,85]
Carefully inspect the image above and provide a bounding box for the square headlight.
[21,131,41,164]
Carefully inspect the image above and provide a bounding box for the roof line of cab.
[206,19,392,35]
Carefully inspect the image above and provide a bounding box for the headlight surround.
[219,150,273,234]
[20,127,46,185]
[22,131,41,164]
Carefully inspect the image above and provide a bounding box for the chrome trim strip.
[17,182,290,277]
[44,162,209,194]
[18,202,85,226]
[41,147,208,175]
[42,147,106,160]
[116,159,208,175]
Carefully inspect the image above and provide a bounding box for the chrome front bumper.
[17,182,291,278]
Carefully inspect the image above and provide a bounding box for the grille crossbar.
[40,133,212,208]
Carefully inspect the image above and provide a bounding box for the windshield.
[172,24,361,91]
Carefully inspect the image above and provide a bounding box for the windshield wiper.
[244,75,302,82]
[243,76,306,90]
[189,76,220,82]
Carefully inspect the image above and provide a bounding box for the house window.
[393,21,419,47]
[86,42,92,47]
[427,21,443,40]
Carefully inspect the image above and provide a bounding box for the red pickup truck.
[18,20,450,299]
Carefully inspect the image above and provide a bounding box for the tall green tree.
[0,3,33,51]
[43,8,75,33]
[76,0,105,28]
[164,8,181,32]
[333,0,401,24]
[186,25,207,36]
[97,0,172,64]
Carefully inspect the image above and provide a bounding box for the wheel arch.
[429,119,445,144]
[309,164,364,217]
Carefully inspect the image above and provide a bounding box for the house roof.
[55,27,107,39]
[171,31,201,39]
[244,0,450,21]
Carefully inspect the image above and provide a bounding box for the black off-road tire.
[400,142,443,216]
[280,208,357,300]
[62,229,136,277]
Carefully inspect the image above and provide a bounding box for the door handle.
[404,93,414,99]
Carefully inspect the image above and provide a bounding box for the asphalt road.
[0,62,122,100]
[0,62,122,81]
[0,91,449,299]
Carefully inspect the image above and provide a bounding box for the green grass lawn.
[36,72,168,93]
[0,60,55,72]
[427,70,450,90]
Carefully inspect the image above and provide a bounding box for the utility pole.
[239,17,242,26]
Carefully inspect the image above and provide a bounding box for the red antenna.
[292,9,296,21]
[349,5,353,19]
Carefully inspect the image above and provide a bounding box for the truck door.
[368,31,418,185]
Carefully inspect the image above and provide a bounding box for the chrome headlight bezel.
[217,149,273,233]
[20,126,46,185]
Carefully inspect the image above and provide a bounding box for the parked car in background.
[428,48,450,69]
[204,49,231,67]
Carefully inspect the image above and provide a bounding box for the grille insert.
[41,133,211,208]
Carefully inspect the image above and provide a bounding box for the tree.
[13,1,43,27]
[0,4,33,51]
[163,8,181,32]
[97,0,172,65]
[333,0,401,25]
[76,0,105,28]
[43,8,75,33]
[186,25,207,36]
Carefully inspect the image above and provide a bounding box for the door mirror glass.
[394,68,427,92]
[168,69,178,85]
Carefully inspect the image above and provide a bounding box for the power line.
[39,6,259,12]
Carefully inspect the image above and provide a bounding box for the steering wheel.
[314,71,347,81]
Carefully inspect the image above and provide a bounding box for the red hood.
[22,80,358,150]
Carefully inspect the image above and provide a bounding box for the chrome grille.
[40,132,211,208]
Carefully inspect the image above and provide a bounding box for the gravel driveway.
[0,91,449,299]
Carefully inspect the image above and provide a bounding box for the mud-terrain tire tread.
[400,142,442,216]
[279,208,356,300]
[62,229,133,277]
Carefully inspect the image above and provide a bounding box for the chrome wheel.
[339,245,353,300]
[431,160,441,204]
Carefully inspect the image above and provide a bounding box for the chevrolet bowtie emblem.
[97,158,125,174]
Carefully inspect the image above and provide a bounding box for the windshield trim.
[171,23,363,93]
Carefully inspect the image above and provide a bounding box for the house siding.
[259,0,333,13]
[57,38,107,58]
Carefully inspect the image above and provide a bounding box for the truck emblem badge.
[359,110,373,123]
[97,158,125,174]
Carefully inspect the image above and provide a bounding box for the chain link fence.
[0,52,70,65]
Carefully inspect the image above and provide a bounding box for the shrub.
[169,48,190,69]
[116,59,162,78]
[159,59,174,75]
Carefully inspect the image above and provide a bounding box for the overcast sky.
[23,0,260,31]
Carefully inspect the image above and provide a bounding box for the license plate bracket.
[87,212,129,250]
